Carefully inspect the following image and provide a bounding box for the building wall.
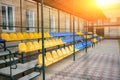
[0,0,85,34]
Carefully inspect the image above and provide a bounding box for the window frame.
[1,3,15,32]
[26,9,35,32]
[50,15,55,32]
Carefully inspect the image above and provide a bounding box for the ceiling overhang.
[33,0,106,21]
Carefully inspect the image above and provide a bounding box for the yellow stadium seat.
[44,40,49,48]
[100,36,103,40]
[94,34,98,37]
[29,33,35,39]
[46,32,52,38]
[16,32,24,40]
[48,40,55,47]
[1,33,11,41]
[61,48,68,57]
[92,38,98,43]
[9,33,18,41]
[83,35,90,39]
[65,47,72,55]
[52,39,57,46]
[18,43,27,53]
[39,40,42,49]
[46,52,53,63]
[38,32,42,38]
[69,45,73,52]
[76,32,83,35]
[88,32,93,34]
[34,32,39,39]
[38,54,52,66]
[57,49,64,60]
[57,39,65,45]
[26,42,35,52]
[51,50,59,62]
[44,32,48,38]
[23,32,29,40]
[33,41,41,50]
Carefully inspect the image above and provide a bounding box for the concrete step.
[0,59,38,77]
[0,57,19,64]
[18,72,40,80]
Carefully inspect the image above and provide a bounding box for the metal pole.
[73,16,75,61]
[37,2,40,34]
[58,10,60,32]
[85,21,88,53]
[72,0,75,61]
[41,0,45,80]
[20,0,22,32]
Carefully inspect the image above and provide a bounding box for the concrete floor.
[36,40,120,80]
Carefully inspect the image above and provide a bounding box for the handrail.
[0,43,17,78]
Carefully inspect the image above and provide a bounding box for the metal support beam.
[20,0,22,32]
[37,2,40,33]
[85,21,88,53]
[41,0,45,80]
[73,16,75,61]
[58,10,60,32]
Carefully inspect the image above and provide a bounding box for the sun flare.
[96,0,119,6]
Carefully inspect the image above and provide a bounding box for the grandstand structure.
[0,0,119,80]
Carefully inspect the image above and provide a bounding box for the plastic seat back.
[9,33,18,41]
[17,32,24,40]
[61,48,67,55]
[26,42,35,52]
[33,41,40,50]
[65,47,70,53]
[57,49,63,57]
[29,33,35,39]
[34,32,39,39]
[1,33,11,41]
[18,43,27,53]
[38,32,42,38]
[23,32,29,40]
[52,50,59,59]
[46,52,53,61]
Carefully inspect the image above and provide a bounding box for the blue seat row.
[50,32,75,37]
[96,37,101,41]
[89,35,93,38]
[62,36,83,43]
[75,40,92,50]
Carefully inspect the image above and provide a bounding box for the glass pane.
[8,7,14,30]
[26,10,29,31]
[2,6,7,30]
[26,10,34,31]
[50,16,55,32]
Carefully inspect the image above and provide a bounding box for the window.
[1,4,15,32]
[74,21,77,32]
[65,19,70,32]
[79,19,83,32]
[26,10,34,32]
[50,15,55,32]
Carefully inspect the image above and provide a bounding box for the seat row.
[62,36,83,43]
[50,32,75,37]
[37,45,78,66]
[1,32,52,41]
[18,39,65,53]
[75,40,92,50]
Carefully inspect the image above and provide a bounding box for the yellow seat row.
[91,38,98,43]
[76,32,83,35]
[37,46,75,66]
[83,35,91,39]
[18,39,65,53]
[1,32,52,41]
